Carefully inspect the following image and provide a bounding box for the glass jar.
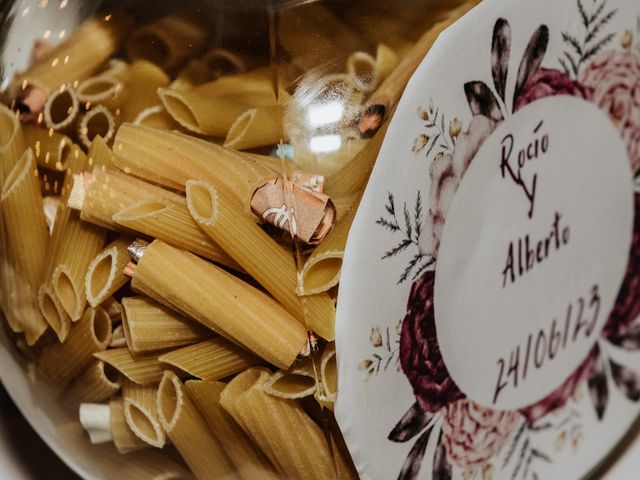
[1,0,640,479]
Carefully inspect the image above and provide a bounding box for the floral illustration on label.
[370,2,640,478]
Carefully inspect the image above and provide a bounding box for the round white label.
[434,96,634,410]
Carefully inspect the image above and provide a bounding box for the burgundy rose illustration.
[519,348,598,423]
[442,400,520,470]
[399,270,464,414]
[514,67,593,111]
[580,50,640,173]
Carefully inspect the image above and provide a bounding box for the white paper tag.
[336,0,640,479]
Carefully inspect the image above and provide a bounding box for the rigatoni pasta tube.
[122,379,166,448]
[131,240,307,369]
[112,198,239,270]
[132,105,181,130]
[121,296,210,353]
[220,367,336,479]
[85,238,132,307]
[2,148,48,344]
[223,105,283,151]
[37,306,112,388]
[186,180,336,340]
[87,135,115,170]
[158,338,258,381]
[184,380,280,480]
[66,360,120,404]
[157,371,236,480]
[109,399,151,454]
[11,14,133,98]
[22,125,71,171]
[93,348,168,386]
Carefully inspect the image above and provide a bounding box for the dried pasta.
[66,360,121,404]
[186,180,336,340]
[158,338,259,381]
[122,379,166,448]
[85,238,132,307]
[220,367,337,480]
[38,306,112,388]
[93,347,168,386]
[157,371,236,480]
[121,296,210,353]
[2,148,48,344]
[184,380,280,480]
[130,240,308,369]
[109,399,151,454]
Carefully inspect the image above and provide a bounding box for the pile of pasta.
[0,2,477,479]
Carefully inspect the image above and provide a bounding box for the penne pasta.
[0,104,25,183]
[315,342,337,410]
[121,296,210,353]
[110,324,127,348]
[2,148,49,344]
[326,119,388,197]
[38,283,71,342]
[109,399,151,454]
[51,211,106,321]
[157,371,236,480]
[112,198,240,271]
[11,14,133,101]
[220,367,336,479]
[359,0,479,137]
[223,105,283,151]
[132,105,181,130]
[38,306,112,388]
[43,84,81,134]
[346,51,377,92]
[111,449,195,480]
[85,238,132,308]
[68,167,184,231]
[158,337,259,381]
[299,196,360,295]
[87,135,116,170]
[190,68,275,99]
[126,16,208,73]
[77,74,126,111]
[277,3,365,74]
[158,87,250,137]
[186,180,336,340]
[93,348,171,386]
[264,356,318,399]
[184,380,280,480]
[112,124,276,203]
[374,43,400,84]
[22,125,72,172]
[122,379,166,448]
[130,240,308,369]
[66,360,121,404]
[119,60,171,124]
[77,105,116,148]
[202,48,252,77]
